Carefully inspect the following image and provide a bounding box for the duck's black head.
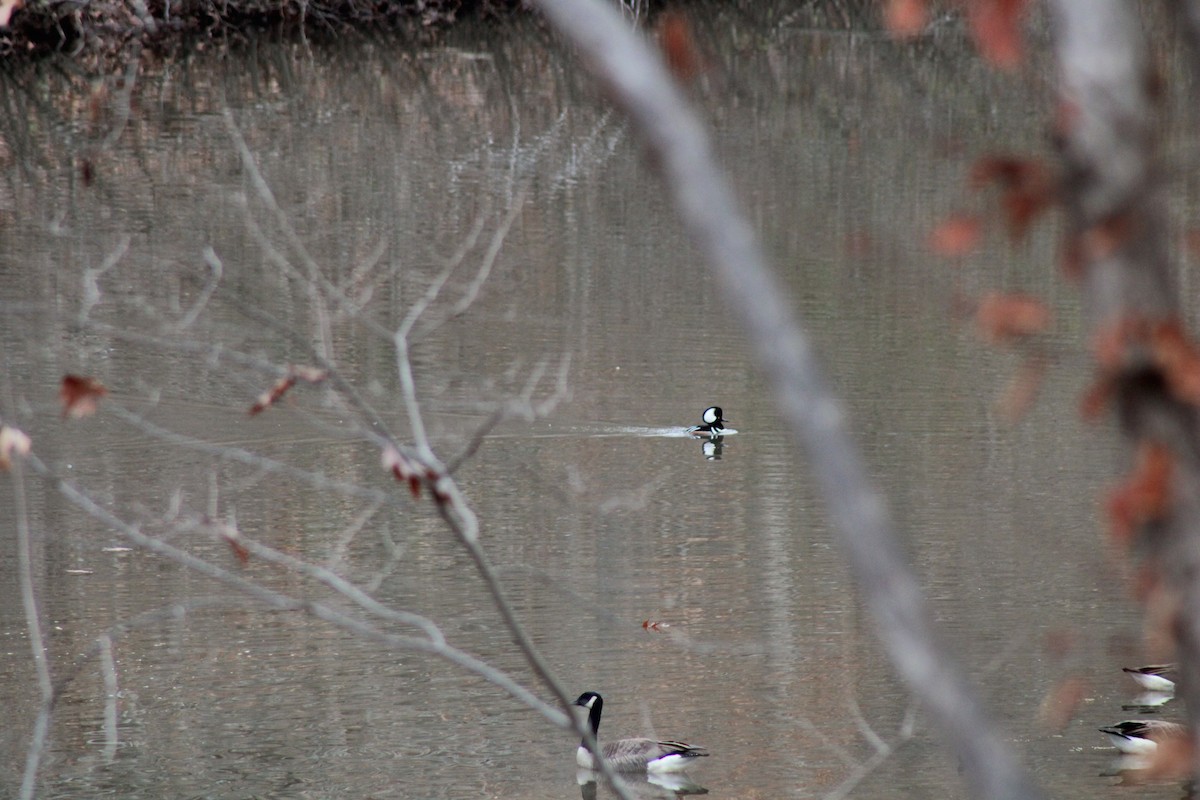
[701,406,725,427]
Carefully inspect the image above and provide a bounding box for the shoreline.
[0,0,526,63]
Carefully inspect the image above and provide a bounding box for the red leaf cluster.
[60,374,108,419]
[1106,442,1173,545]
[248,365,329,416]
[1085,318,1200,419]
[969,156,1056,239]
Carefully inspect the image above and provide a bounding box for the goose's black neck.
[578,694,603,749]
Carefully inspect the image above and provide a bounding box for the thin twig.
[15,461,51,800]
[174,247,223,331]
[78,235,130,324]
[184,514,447,645]
[418,187,527,337]
[99,634,119,762]
[24,453,568,727]
[106,403,393,504]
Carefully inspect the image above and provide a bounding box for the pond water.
[0,7,1186,800]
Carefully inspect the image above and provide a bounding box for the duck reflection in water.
[699,437,723,461]
[577,770,709,798]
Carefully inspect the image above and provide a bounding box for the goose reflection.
[1121,691,1173,711]
[577,770,709,798]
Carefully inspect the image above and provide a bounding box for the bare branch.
[419,187,527,336]
[98,634,119,762]
[1049,0,1200,777]
[106,403,394,504]
[174,247,223,331]
[14,461,51,800]
[186,515,448,645]
[78,235,130,324]
[23,453,568,728]
[444,351,573,475]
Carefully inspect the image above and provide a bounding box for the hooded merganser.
[686,406,728,437]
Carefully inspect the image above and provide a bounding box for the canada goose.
[1099,719,1186,754]
[687,406,728,437]
[1123,664,1176,693]
[573,691,709,772]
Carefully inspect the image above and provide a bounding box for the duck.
[573,691,709,773]
[1099,719,1186,754]
[1123,664,1177,693]
[687,406,728,437]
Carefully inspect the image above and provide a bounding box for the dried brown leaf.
[974,292,1051,343]
[1081,213,1136,261]
[967,0,1028,70]
[657,11,701,83]
[382,445,422,498]
[1149,320,1200,405]
[0,425,31,470]
[996,356,1046,422]
[929,213,982,259]
[215,523,250,565]
[1079,375,1115,423]
[1105,442,1173,545]
[60,374,108,419]
[249,375,296,416]
[969,156,1055,239]
[883,0,927,38]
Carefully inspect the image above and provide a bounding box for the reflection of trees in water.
[7,1,1200,799]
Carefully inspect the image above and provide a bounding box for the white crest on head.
[702,407,720,424]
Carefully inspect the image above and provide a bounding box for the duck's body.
[1099,719,1186,754]
[573,692,708,773]
[1123,664,1177,693]
[687,406,728,437]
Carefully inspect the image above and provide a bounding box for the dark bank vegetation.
[0,0,514,61]
[0,0,888,63]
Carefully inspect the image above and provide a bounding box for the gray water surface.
[0,12,1177,800]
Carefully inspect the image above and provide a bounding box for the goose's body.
[1123,664,1177,694]
[687,406,728,438]
[573,692,709,773]
[1099,719,1186,754]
